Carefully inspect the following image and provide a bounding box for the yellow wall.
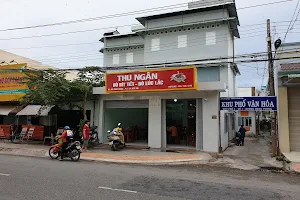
[278,87,290,153]
[0,63,28,102]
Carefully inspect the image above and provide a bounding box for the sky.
[0,0,299,89]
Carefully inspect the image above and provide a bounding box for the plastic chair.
[25,127,35,142]
[15,127,28,143]
[0,128,6,142]
[43,133,55,145]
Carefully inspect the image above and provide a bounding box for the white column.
[148,97,162,149]
[161,99,167,150]
[202,91,219,153]
[196,98,203,150]
[97,95,104,144]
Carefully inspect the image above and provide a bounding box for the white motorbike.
[107,123,125,151]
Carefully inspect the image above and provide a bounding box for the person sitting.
[59,126,70,161]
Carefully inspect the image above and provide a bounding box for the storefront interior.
[166,99,196,147]
[104,108,148,144]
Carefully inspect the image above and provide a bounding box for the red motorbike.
[49,141,82,161]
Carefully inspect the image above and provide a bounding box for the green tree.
[21,66,105,120]
[75,66,105,120]
[21,69,71,107]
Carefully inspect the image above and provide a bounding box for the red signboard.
[105,67,197,93]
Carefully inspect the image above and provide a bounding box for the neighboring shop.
[0,63,95,140]
[277,62,300,153]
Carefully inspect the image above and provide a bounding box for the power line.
[0,3,188,32]
[0,0,293,32]
[25,32,300,66]
[5,30,273,64]
[290,7,300,30]
[282,0,300,42]
[14,30,300,67]
[18,54,300,72]
[0,19,271,41]
[238,0,293,10]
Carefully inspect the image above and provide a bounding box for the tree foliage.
[21,69,70,107]
[21,66,105,120]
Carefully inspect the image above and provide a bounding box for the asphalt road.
[0,155,300,200]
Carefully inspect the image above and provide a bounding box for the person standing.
[82,120,90,152]
[169,125,178,144]
[238,125,246,146]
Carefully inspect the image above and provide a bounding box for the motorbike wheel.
[49,147,59,159]
[112,143,119,151]
[70,149,81,162]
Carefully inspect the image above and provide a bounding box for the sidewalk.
[282,152,300,173]
[0,135,284,170]
[0,142,213,165]
[217,133,283,171]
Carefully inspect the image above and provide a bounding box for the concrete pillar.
[97,95,105,144]
[202,92,219,153]
[148,97,162,149]
[278,87,290,153]
[161,99,167,150]
[196,98,203,150]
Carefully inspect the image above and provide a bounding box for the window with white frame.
[112,54,119,65]
[151,38,160,51]
[225,114,229,133]
[178,35,187,48]
[238,117,252,127]
[206,31,216,45]
[126,52,133,63]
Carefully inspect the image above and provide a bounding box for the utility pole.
[267,19,279,156]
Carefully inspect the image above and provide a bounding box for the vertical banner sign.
[0,63,28,102]
[220,97,277,111]
[105,67,197,93]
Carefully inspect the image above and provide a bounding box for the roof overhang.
[278,69,300,78]
[16,105,54,116]
[100,32,140,42]
[0,105,23,116]
[136,2,239,37]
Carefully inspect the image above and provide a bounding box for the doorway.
[103,100,149,144]
[166,99,196,147]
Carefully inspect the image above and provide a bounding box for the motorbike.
[107,123,125,151]
[49,132,82,161]
[89,126,99,145]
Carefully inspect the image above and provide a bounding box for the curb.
[0,147,206,165]
[80,156,203,165]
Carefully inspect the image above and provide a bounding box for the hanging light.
[174,99,178,102]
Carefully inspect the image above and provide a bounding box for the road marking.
[0,173,10,176]
[98,186,137,194]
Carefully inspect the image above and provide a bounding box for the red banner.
[105,67,197,93]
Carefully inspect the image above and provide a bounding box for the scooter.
[107,123,126,151]
[49,132,82,161]
[89,126,99,146]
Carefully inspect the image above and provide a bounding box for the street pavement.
[1,155,300,200]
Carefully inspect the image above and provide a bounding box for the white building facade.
[93,0,240,153]
[235,87,258,135]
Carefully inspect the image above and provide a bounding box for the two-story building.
[275,42,300,154]
[93,0,240,153]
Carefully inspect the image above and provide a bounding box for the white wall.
[202,91,220,153]
[96,90,221,153]
[236,111,256,134]
[237,87,253,97]
[148,97,162,148]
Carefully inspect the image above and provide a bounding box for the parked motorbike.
[89,126,99,145]
[49,134,82,161]
[107,123,125,151]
